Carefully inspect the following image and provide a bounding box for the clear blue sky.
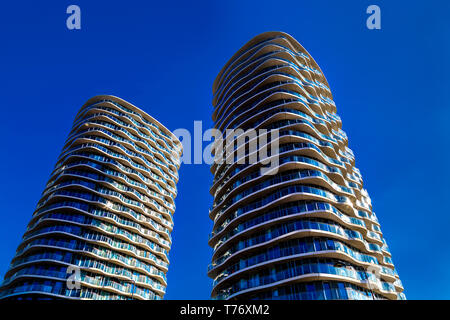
[0,0,448,300]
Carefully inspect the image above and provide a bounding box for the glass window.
[323,282,333,300]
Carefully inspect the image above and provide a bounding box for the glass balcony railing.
[210,217,380,269]
[210,200,366,246]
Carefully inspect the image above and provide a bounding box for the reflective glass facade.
[0,95,182,300]
[208,32,405,300]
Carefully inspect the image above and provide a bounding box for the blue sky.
[0,0,449,299]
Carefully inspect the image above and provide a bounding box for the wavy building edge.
[208,31,405,300]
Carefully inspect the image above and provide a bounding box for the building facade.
[208,32,405,300]
[0,95,182,300]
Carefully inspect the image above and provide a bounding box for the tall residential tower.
[208,32,405,300]
[0,95,182,300]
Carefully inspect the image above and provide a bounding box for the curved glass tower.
[0,95,182,300]
[208,32,405,300]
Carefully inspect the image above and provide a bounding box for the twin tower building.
[0,32,405,300]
